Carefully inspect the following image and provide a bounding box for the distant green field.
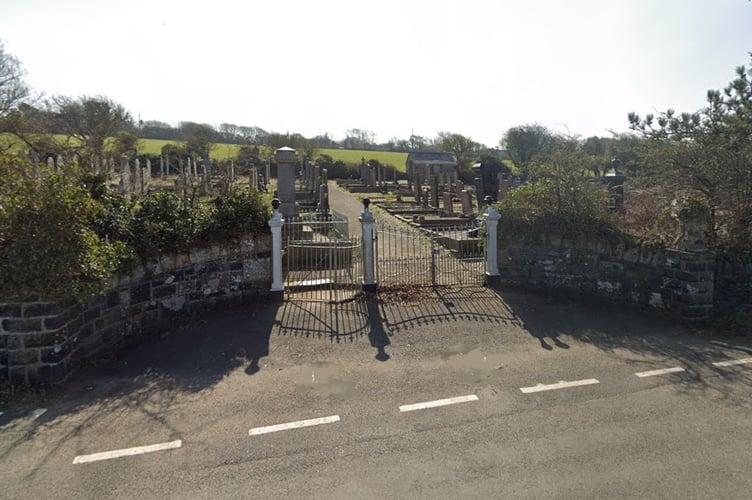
[137,138,408,171]
[317,148,408,170]
[0,134,410,172]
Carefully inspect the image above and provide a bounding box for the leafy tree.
[311,133,337,148]
[266,131,304,150]
[139,120,179,140]
[266,132,316,159]
[436,131,480,172]
[606,134,646,176]
[581,136,610,176]
[111,130,140,159]
[179,121,218,159]
[501,124,558,181]
[236,145,260,167]
[628,57,752,251]
[315,153,350,178]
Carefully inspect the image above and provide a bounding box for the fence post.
[483,195,501,285]
[430,230,437,286]
[360,198,378,293]
[269,198,285,299]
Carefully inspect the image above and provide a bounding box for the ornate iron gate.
[375,222,485,287]
[282,211,362,302]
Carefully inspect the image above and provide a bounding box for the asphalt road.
[1,287,751,500]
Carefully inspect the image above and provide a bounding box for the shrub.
[497,179,626,247]
[128,188,271,261]
[202,187,270,243]
[0,160,124,301]
[616,188,681,247]
[128,191,212,259]
[315,154,357,179]
[0,153,273,302]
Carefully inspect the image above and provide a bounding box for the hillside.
[137,138,409,171]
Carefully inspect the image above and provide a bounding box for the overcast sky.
[1,0,751,146]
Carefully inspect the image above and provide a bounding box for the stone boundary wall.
[714,257,752,326]
[498,240,717,322]
[1,235,272,385]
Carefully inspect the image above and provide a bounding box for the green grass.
[1,134,409,172]
[138,138,409,172]
[317,148,408,170]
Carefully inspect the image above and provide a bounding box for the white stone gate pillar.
[483,195,501,285]
[269,199,285,299]
[360,198,377,293]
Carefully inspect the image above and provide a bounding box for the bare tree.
[218,122,240,142]
[52,95,134,164]
[0,41,30,117]
[343,128,376,149]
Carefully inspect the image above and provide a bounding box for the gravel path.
[327,181,371,236]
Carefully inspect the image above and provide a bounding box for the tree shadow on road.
[0,300,281,481]
[495,286,752,408]
[375,285,524,334]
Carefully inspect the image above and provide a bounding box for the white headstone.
[144,159,152,191]
[120,156,131,199]
[134,158,142,194]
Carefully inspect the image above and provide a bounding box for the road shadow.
[376,285,523,334]
[495,286,752,408]
[365,295,391,361]
[273,298,370,341]
[0,300,280,479]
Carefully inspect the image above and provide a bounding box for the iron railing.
[375,222,485,288]
[282,211,362,302]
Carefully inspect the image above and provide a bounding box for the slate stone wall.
[498,239,719,323]
[1,235,271,385]
[713,257,752,327]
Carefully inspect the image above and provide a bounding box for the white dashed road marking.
[520,378,600,394]
[710,341,752,354]
[30,408,46,421]
[399,394,479,413]
[635,367,686,378]
[249,415,341,436]
[712,357,752,368]
[73,440,182,465]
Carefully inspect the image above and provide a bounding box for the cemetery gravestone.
[459,190,473,215]
[443,192,454,213]
[275,147,299,218]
